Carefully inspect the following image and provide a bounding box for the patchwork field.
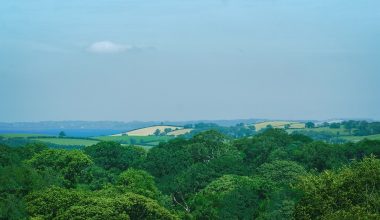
[254,121,305,131]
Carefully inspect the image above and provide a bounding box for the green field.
[95,135,172,146]
[31,138,99,146]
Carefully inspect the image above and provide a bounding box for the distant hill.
[254,121,305,130]
[1,119,372,137]
[111,125,190,137]
[0,119,262,137]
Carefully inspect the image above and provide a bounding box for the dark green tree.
[84,142,146,172]
[58,131,66,138]
[191,175,269,219]
[154,129,161,136]
[305,122,315,128]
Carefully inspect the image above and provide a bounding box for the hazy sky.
[1,0,379,122]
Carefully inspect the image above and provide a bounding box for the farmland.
[112,125,185,136]
[254,121,305,130]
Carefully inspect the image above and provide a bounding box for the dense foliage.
[1,128,379,219]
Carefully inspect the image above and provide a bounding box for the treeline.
[1,129,380,219]
[0,136,84,150]
[322,120,380,136]
[340,120,380,136]
[182,122,256,138]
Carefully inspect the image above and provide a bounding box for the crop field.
[31,138,99,146]
[95,135,172,146]
[255,121,305,131]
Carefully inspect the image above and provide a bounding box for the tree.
[329,122,341,129]
[294,156,380,219]
[190,175,269,219]
[233,129,293,169]
[84,142,146,172]
[154,129,161,136]
[58,131,66,138]
[26,186,85,219]
[117,168,160,199]
[0,144,21,166]
[164,128,172,134]
[343,120,357,135]
[305,122,315,128]
[184,124,193,129]
[26,187,178,220]
[290,141,347,171]
[28,149,93,187]
[257,160,307,187]
[80,165,117,190]
[145,138,193,178]
[130,138,136,145]
[0,164,61,219]
[248,125,256,131]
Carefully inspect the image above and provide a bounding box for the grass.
[31,138,99,146]
[94,135,173,146]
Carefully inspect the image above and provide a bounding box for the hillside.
[111,125,191,137]
[254,121,305,130]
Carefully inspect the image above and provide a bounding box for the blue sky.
[1,0,379,122]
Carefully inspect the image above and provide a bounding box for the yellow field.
[254,121,305,130]
[111,125,184,136]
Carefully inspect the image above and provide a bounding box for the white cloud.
[88,41,132,53]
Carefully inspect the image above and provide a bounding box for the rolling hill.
[111,125,192,137]
[254,121,305,131]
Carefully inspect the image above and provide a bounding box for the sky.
[0,0,379,122]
